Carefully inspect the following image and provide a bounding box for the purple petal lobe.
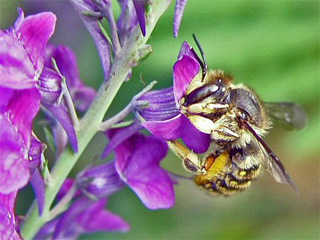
[28,135,45,172]
[173,55,200,102]
[78,199,130,233]
[0,192,21,240]
[52,124,68,158]
[5,88,41,145]
[132,0,147,36]
[0,32,35,89]
[43,104,78,152]
[77,161,124,198]
[137,87,180,121]
[15,12,57,73]
[0,116,30,194]
[0,87,13,109]
[30,169,45,215]
[180,115,210,153]
[173,0,188,37]
[70,1,111,81]
[102,122,142,159]
[115,133,175,209]
[142,114,183,140]
[38,67,63,105]
[45,45,96,111]
[178,41,199,60]
[54,197,129,238]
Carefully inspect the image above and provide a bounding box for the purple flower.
[52,197,129,239]
[115,131,175,209]
[77,161,125,199]
[0,192,21,239]
[135,42,210,154]
[79,124,175,209]
[35,180,129,239]
[0,9,56,89]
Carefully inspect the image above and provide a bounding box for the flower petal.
[173,55,200,102]
[78,199,130,233]
[173,0,188,37]
[178,41,199,60]
[0,116,30,194]
[180,114,210,154]
[137,87,180,121]
[38,67,63,105]
[5,88,41,145]
[43,104,78,152]
[141,114,183,140]
[30,169,45,215]
[77,161,124,199]
[14,11,56,74]
[0,32,35,89]
[102,122,142,159]
[0,87,13,109]
[115,133,175,209]
[0,192,21,240]
[132,0,147,36]
[53,197,129,239]
[45,45,96,111]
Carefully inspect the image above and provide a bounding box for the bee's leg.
[187,115,239,142]
[182,102,229,115]
[167,140,205,174]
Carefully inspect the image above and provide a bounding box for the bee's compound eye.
[183,159,201,173]
[185,84,219,104]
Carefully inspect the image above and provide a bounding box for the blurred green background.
[1,1,319,239]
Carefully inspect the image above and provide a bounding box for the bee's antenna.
[192,34,208,77]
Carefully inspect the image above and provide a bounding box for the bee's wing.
[263,151,298,192]
[264,102,307,130]
[241,120,298,191]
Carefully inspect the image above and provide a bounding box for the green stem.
[20,1,172,238]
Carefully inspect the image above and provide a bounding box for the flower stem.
[20,1,172,239]
[98,80,157,131]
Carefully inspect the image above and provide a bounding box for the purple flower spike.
[0,9,56,89]
[114,131,175,209]
[173,0,188,37]
[0,192,21,239]
[132,0,147,36]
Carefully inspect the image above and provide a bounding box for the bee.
[168,35,306,196]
